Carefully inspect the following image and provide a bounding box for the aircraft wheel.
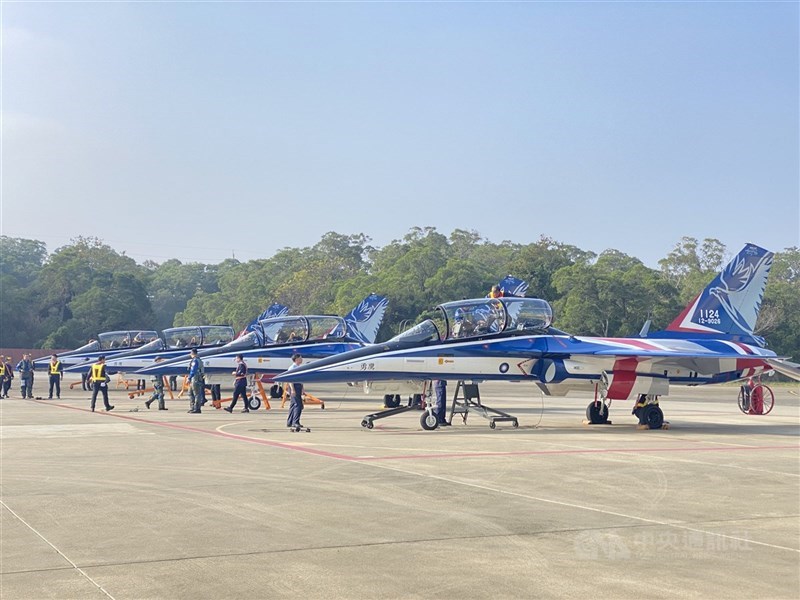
[361,419,369,428]
[489,421,496,429]
[512,420,519,429]
[247,396,261,411]
[366,421,374,429]
[640,404,664,429]
[737,386,750,414]
[269,385,282,399]
[420,412,439,430]
[586,401,609,424]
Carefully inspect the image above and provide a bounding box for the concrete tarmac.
[1,378,798,599]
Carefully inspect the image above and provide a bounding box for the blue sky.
[2,1,798,268]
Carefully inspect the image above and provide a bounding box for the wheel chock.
[636,421,671,430]
[582,419,613,426]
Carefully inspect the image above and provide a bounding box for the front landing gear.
[586,400,611,424]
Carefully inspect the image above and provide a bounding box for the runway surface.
[2,378,798,599]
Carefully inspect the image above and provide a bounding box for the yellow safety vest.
[0,364,5,377]
[91,363,106,382]
[50,361,61,375]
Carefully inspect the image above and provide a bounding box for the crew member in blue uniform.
[16,354,34,399]
[90,356,114,412]
[225,355,250,413]
[434,379,449,426]
[286,354,305,429]
[187,348,203,413]
[47,354,64,399]
[145,358,167,410]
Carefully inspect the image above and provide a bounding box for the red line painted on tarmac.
[355,444,800,461]
[32,400,800,464]
[37,401,357,461]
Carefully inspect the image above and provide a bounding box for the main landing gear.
[632,395,665,430]
[585,388,666,430]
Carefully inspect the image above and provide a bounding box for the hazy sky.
[2,1,798,268]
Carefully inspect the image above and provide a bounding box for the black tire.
[366,422,374,429]
[420,412,438,430]
[489,421,496,429]
[269,385,282,399]
[737,386,750,413]
[512,420,519,429]
[640,404,664,429]
[586,401,609,424]
[247,396,261,411]
[361,419,369,428]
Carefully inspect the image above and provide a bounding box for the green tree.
[658,237,727,303]
[0,237,49,346]
[43,273,154,347]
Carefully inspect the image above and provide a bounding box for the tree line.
[1,231,798,362]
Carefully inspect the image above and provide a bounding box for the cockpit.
[164,326,235,349]
[389,297,554,344]
[98,330,159,351]
[259,316,347,346]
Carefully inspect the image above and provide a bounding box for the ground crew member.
[1,357,13,398]
[16,354,34,399]
[47,354,64,399]
[489,285,504,299]
[187,349,203,413]
[225,354,249,413]
[90,356,114,412]
[434,379,449,426]
[145,358,167,410]
[286,354,305,430]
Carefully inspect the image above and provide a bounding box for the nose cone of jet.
[136,359,189,377]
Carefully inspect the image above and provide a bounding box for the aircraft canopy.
[439,297,553,340]
[163,326,235,349]
[259,316,347,346]
[97,330,159,351]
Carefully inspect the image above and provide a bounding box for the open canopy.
[390,297,554,344]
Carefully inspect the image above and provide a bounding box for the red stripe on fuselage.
[606,357,640,400]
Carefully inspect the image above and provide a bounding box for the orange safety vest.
[91,363,106,382]
[50,361,61,375]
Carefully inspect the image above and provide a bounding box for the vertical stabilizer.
[344,294,389,344]
[665,243,773,337]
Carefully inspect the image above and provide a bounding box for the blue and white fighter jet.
[33,329,161,371]
[274,244,799,429]
[134,294,389,385]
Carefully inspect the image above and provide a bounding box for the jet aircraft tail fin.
[344,294,389,344]
[663,243,773,341]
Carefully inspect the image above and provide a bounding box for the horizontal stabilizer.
[766,358,800,382]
